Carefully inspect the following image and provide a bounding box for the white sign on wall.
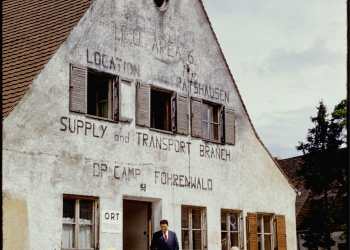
[101,210,122,233]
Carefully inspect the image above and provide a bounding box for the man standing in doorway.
[150,219,179,250]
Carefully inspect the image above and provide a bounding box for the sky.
[202,0,347,159]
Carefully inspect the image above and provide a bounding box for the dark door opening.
[123,200,152,250]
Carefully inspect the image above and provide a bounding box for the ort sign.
[101,210,122,233]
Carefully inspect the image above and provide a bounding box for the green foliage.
[296,99,348,250]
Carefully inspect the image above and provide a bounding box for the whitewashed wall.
[2,0,297,249]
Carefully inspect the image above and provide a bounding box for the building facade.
[2,0,297,249]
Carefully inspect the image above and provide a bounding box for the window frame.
[181,205,207,250]
[136,82,188,135]
[201,100,222,142]
[256,213,274,250]
[62,194,99,250]
[221,210,244,250]
[69,64,124,123]
[191,97,236,145]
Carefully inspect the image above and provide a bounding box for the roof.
[276,156,310,228]
[2,0,94,118]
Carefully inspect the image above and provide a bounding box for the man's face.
[160,223,168,233]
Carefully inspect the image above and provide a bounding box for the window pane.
[150,90,172,131]
[221,213,227,231]
[98,100,109,118]
[80,200,93,221]
[192,230,202,250]
[182,230,190,250]
[212,106,218,123]
[79,224,93,248]
[63,199,76,248]
[229,213,237,231]
[202,121,208,139]
[209,106,214,122]
[63,199,75,221]
[264,235,272,250]
[192,209,201,229]
[202,104,208,121]
[221,232,228,250]
[181,207,189,228]
[258,235,262,250]
[211,124,218,140]
[263,216,271,233]
[230,232,239,248]
[87,71,111,118]
[257,215,262,233]
[62,223,75,248]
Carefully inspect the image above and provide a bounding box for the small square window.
[181,206,207,250]
[191,98,235,145]
[136,83,188,134]
[202,102,220,141]
[151,89,172,131]
[62,196,98,249]
[87,71,114,119]
[257,214,273,250]
[221,210,243,250]
[69,64,120,121]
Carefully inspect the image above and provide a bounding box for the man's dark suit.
[150,230,179,250]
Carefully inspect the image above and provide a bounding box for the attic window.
[154,0,169,11]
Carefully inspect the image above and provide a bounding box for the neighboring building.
[2,0,297,249]
[277,156,347,250]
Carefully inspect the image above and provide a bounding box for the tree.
[296,99,348,250]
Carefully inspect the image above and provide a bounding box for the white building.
[2,0,297,249]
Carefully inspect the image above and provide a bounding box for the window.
[136,82,188,134]
[151,89,172,131]
[246,213,287,250]
[202,102,220,140]
[221,210,243,250]
[257,214,273,250]
[62,195,98,249]
[191,98,235,144]
[69,64,120,121]
[181,206,207,250]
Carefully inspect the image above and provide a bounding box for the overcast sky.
[202,0,347,159]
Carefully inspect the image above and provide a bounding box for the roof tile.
[2,0,94,119]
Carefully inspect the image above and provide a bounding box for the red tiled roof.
[2,0,94,118]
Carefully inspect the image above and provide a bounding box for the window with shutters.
[247,213,287,250]
[181,206,207,250]
[136,83,188,135]
[69,64,120,121]
[62,195,98,250]
[221,210,243,250]
[191,98,235,145]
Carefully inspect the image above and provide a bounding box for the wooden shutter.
[69,64,87,113]
[113,76,120,121]
[171,93,177,133]
[247,213,258,250]
[176,94,188,135]
[276,215,287,250]
[191,98,202,137]
[225,107,235,145]
[220,106,225,143]
[136,82,149,127]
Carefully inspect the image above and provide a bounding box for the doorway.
[123,200,152,250]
